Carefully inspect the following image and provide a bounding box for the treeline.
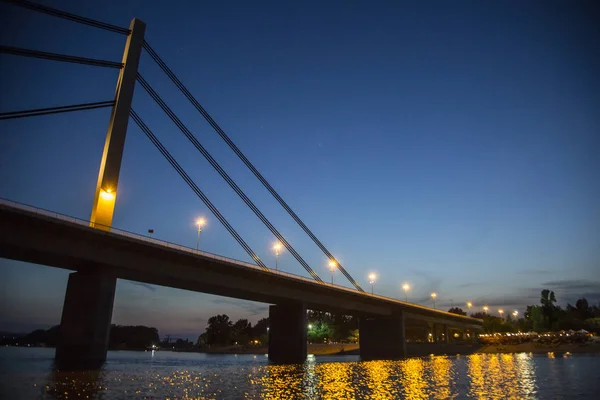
[0,325,159,349]
[197,315,269,347]
[196,311,359,348]
[448,290,600,334]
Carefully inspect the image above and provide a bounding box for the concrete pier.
[359,311,406,360]
[55,271,116,370]
[268,303,307,364]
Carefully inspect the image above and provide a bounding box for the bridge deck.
[0,199,482,330]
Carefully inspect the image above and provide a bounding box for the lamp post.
[196,218,206,250]
[402,283,410,302]
[431,292,437,309]
[498,309,504,320]
[467,301,472,310]
[483,305,489,314]
[273,242,282,271]
[368,273,376,294]
[328,261,336,285]
[512,310,518,318]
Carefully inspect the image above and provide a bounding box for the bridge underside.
[0,205,482,368]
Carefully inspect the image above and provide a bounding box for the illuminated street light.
[99,188,115,201]
[498,309,504,319]
[273,242,282,271]
[512,310,519,318]
[483,305,489,314]
[328,261,337,285]
[402,283,411,302]
[368,273,376,295]
[308,324,313,330]
[466,301,472,309]
[431,292,437,309]
[196,218,206,251]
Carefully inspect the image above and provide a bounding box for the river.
[0,347,598,399]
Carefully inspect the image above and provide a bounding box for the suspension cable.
[1,0,130,35]
[142,41,363,291]
[137,74,324,283]
[0,100,115,120]
[0,45,123,69]
[129,109,269,271]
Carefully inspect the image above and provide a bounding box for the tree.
[448,307,466,316]
[540,289,559,330]
[205,314,233,346]
[253,318,269,337]
[232,319,253,345]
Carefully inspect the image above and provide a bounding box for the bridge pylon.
[90,18,145,230]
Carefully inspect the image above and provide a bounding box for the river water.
[0,347,598,399]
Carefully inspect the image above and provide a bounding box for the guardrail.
[0,198,351,290]
[0,197,481,324]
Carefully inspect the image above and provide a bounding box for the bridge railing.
[0,198,347,288]
[0,198,481,323]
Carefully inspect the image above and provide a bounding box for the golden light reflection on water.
[399,357,428,399]
[467,353,537,399]
[429,355,453,399]
[315,361,356,399]
[362,360,401,399]
[20,353,550,399]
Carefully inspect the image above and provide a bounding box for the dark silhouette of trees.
[1,325,159,349]
[448,307,466,316]
[205,314,233,346]
[108,325,159,349]
[232,318,253,344]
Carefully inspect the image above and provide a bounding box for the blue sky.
[1,0,599,339]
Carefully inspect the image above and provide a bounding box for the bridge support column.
[268,303,306,364]
[443,324,449,344]
[55,271,116,370]
[359,311,406,360]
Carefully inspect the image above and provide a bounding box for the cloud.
[209,298,269,316]
[124,281,157,292]
[541,280,600,292]
[517,269,551,275]
[457,282,480,289]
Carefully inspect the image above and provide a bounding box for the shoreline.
[174,342,600,357]
[6,342,599,357]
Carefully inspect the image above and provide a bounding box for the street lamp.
[498,309,504,319]
[368,273,376,294]
[196,218,206,250]
[402,283,410,302]
[328,261,337,284]
[467,301,472,310]
[308,324,313,330]
[431,292,437,309]
[483,305,489,314]
[273,242,282,271]
[512,310,518,318]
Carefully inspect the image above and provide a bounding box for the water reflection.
[399,357,428,398]
[43,369,106,399]
[3,348,595,399]
[467,353,538,399]
[429,355,453,399]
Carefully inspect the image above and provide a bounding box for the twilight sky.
[1,0,599,339]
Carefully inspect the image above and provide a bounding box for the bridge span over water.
[0,201,482,368]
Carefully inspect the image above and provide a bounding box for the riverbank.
[187,341,600,357]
